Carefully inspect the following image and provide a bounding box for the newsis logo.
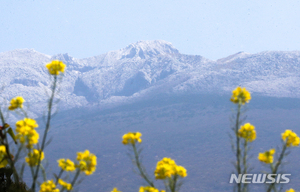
[229,174,291,184]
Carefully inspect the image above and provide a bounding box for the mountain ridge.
[1,40,300,119]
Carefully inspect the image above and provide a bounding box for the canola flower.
[16,118,38,130]
[15,118,39,148]
[25,149,44,167]
[76,150,97,175]
[8,96,25,110]
[111,188,122,192]
[57,158,76,172]
[230,86,251,105]
[39,180,59,192]
[122,132,142,145]
[139,186,166,192]
[238,123,256,142]
[0,60,101,191]
[0,145,8,168]
[46,60,66,75]
[16,129,39,148]
[286,189,295,192]
[154,157,187,180]
[258,149,275,164]
[175,165,187,177]
[282,130,300,147]
[58,179,72,190]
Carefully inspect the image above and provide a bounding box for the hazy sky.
[1,0,300,60]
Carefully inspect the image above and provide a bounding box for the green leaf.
[7,128,17,144]
[20,163,25,180]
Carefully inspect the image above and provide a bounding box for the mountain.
[1,40,300,119]
[31,93,300,192]
[2,41,300,191]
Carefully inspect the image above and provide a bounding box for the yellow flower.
[111,188,122,192]
[155,157,176,179]
[15,118,39,148]
[39,180,59,192]
[230,87,251,105]
[8,96,25,110]
[58,179,72,190]
[154,157,187,179]
[139,186,165,192]
[0,145,8,168]
[122,132,142,145]
[76,150,97,175]
[282,130,300,147]
[286,189,295,192]
[175,165,187,177]
[17,129,39,148]
[258,149,275,164]
[16,118,38,133]
[238,123,256,142]
[25,149,44,167]
[57,159,76,172]
[46,60,66,75]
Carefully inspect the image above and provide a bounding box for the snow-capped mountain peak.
[2,40,300,120]
[216,51,250,63]
[114,40,179,60]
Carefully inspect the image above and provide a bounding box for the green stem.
[20,163,25,181]
[55,169,64,185]
[31,75,57,191]
[21,108,28,118]
[30,165,34,181]
[235,103,242,192]
[13,146,23,165]
[170,175,178,192]
[61,169,80,192]
[27,148,35,183]
[40,164,47,181]
[163,180,168,192]
[266,143,287,192]
[132,143,155,187]
[0,108,20,185]
[242,140,248,192]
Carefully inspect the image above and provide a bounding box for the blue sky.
[1,0,300,60]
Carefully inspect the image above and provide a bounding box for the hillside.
[1,40,300,121]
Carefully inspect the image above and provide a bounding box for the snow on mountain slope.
[216,51,251,64]
[214,51,300,94]
[1,40,300,119]
[0,49,87,120]
[68,40,210,101]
